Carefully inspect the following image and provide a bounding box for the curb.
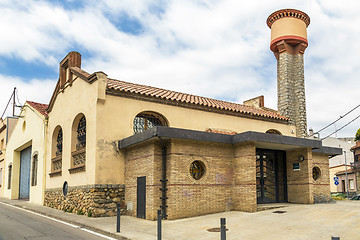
[0,199,129,240]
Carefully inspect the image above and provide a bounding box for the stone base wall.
[44,184,125,217]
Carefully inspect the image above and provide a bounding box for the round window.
[190,161,206,180]
[312,167,321,180]
[63,181,68,196]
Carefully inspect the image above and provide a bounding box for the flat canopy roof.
[118,126,342,156]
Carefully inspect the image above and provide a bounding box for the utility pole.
[12,87,16,117]
[344,151,349,199]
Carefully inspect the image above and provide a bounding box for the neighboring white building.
[322,137,355,167]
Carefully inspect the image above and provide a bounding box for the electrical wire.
[321,113,360,140]
[311,104,360,137]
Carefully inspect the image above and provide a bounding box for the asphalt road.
[0,202,113,240]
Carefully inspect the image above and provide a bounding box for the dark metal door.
[137,176,146,219]
[19,146,32,199]
[256,149,287,204]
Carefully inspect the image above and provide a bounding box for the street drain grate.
[207,227,229,232]
[272,210,287,214]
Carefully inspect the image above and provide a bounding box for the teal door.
[19,146,32,199]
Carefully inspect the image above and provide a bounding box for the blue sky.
[0,0,360,139]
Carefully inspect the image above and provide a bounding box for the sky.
[0,0,359,139]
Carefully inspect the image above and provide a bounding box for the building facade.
[1,8,342,220]
[0,117,17,197]
[3,101,47,204]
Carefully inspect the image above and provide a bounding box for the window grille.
[190,161,206,180]
[133,113,167,134]
[56,129,63,156]
[76,116,86,150]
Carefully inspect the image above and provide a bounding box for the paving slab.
[0,197,359,240]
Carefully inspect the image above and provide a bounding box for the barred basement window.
[133,112,168,134]
[190,161,205,180]
[76,116,86,150]
[31,154,38,186]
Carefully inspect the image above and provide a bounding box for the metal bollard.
[116,203,120,233]
[157,209,162,240]
[331,237,340,240]
[220,218,226,240]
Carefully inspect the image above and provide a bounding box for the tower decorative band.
[267,9,310,138]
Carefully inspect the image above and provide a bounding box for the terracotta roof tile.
[26,101,48,118]
[351,141,360,150]
[106,78,288,121]
[69,67,287,121]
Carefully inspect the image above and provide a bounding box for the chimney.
[267,9,310,138]
[59,51,81,88]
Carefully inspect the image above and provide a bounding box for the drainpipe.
[42,118,48,205]
[158,137,168,219]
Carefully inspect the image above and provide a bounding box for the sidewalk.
[1,197,360,240]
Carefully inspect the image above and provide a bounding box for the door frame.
[256,149,287,204]
[137,176,146,219]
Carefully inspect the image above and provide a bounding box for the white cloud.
[0,0,359,138]
[0,75,55,118]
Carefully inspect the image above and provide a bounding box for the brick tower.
[267,9,310,138]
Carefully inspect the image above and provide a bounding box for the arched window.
[70,114,86,173]
[76,116,86,150]
[266,129,282,135]
[133,112,168,134]
[50,126,62,177]
[56,129,63,156]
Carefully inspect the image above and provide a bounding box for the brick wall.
[312,153,331,196]
[286,148,313,203]
[166,139,234,219]
[124,139,162,220]
[123,139,331,220]
[232,143,256,212]
[123,138,259,220]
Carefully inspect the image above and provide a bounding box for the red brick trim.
[270,35,308,52]
[267,9,310,28]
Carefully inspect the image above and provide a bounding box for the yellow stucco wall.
[46,76,99,189]
[3,104,47,204]
[271,17,307,43]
